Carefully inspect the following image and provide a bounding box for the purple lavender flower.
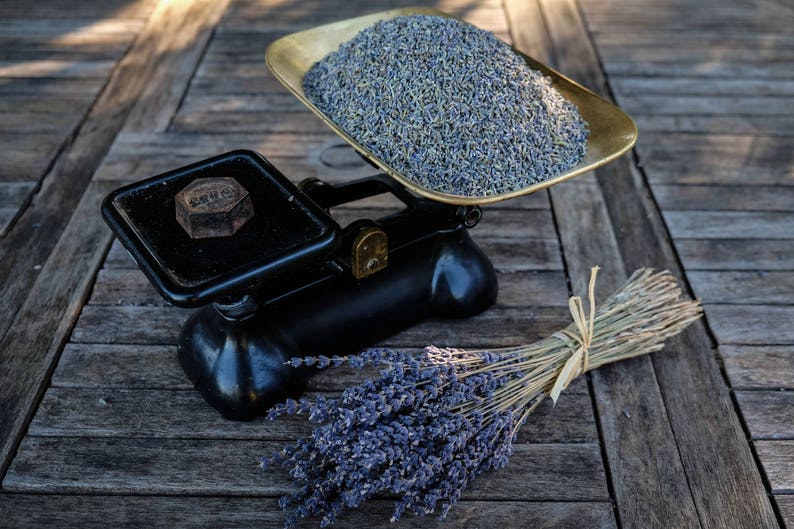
[262,346,533,528]
[302,15,589,198]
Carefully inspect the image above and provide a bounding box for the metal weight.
[175,177,254,238]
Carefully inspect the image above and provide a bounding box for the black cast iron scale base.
[103,150,497,420]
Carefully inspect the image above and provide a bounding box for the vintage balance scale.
[102,8,636,420]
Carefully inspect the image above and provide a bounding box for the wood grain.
[49,342,589,395]
[637,134,794,187]
[653,185,794,212]
[4,437,608,500]
[755,441,794,493]
[0,182,117,478]
[734,391,794,440]
[0,495,617,529]
[27,387,597,444]
[664,211,794,239]
[611,76,794,97]
[721,346,794,389]
[776,496,794,529]
[69,304,572,348]
[617,95,794,117]
[676,239,794,271]
[705,305,794,345]
[687,271,794,304]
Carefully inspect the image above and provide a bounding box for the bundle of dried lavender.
[261,268,701,528]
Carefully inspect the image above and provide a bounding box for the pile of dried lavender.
[302,15,589,197]
[261,268,702,527]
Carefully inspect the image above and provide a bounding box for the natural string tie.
[549,266,599,404]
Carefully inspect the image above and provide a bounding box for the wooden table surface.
[0,0,792,527]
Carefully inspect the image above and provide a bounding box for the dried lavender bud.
[303,15,589,197]
[264,347,528,527]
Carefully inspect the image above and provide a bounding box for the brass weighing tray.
[266,7,637,206]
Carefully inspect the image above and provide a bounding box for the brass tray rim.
[265,6,638,206]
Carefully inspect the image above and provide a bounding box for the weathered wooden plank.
[0,111,76,135]
[479,239,563,271]
[0,495,617,529]
[170,110,344,134]
[88,268,569,308]
[620,95,794,116]
[88,269,165,306]
[587,15,794,34]
[0,209,18,236]
[49,342,588,395]
[102,131,352,160]
[706,305,794,345]
[94,152,381,184]
[0,182,35,210]
[776,496,794,529]
[634,115,794,136]
[0,94,95,114]
[538,0,779,527]
[178,93,306,113]
[612,76,794,97]
[91,131,386,182]
[52,343,189,389]
[721,345,794,390]
[734,391,794,440]
[0,182,116,479]
[637,134,794,186]
[0,40,133,62]
[664,211,794,239]
[583,2,792,16]
[595,33,794,53]
[0,0,233,479]
[0,0,154,19]
[69,305,191,345]
[3,437,608,500]
[123,1,230,134]
[595,42,794,64]
[69,304,572,348]
[0,133,65,182]
[188,73,304,96]
[219,3,509,34]
[591,19,788,37]
[506,3,704,529]
[603,61,794,79]
[687,271,794,304]
[755,441,794,493]
[653,185,794,212]
[0,77,105,96]
[0,59,115,78]
[27,387,597,444]
[676,239,794,271]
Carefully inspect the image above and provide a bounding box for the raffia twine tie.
[549,266,600,404]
